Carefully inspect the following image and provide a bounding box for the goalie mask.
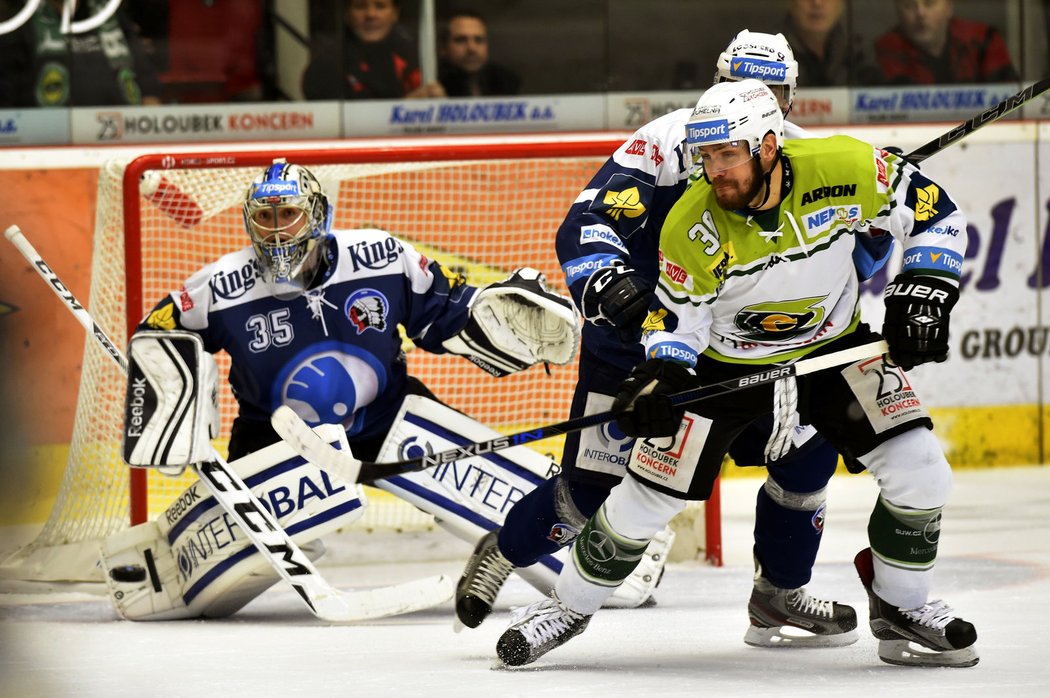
[714,30,798,116]
[243,162,333,299]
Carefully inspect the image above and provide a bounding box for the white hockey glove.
[764,375,800,462]
[443,267,581,377]
[123,330,220,470]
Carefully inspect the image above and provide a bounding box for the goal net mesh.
[4,139,719,581]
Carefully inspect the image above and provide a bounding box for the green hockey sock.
[868,495,941,571]
[570,504,651,587]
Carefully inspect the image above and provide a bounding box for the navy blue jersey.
[138,228,475,441]
[555,108,694,372]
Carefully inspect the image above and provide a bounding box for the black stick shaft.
[358,340,886,483]
[906,78,1050,163]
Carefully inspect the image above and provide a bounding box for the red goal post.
[6,137,721,582]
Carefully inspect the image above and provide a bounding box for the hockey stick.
[4,224,453,623]
[272,339,888,485]
[905,77,1050,164]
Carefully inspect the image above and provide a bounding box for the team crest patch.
[548,523,580,544]
[344,289,389,333]
[811,502,826,533]
[145,302,177,330]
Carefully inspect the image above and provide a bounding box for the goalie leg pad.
[442,268,580,377]
[102,426,367,620]
[374,396,673,607]
[124,330,220,469]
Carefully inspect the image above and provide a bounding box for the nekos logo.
[735,296,827,340]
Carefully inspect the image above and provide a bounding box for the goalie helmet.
[685,79,783,171]
[714,30,798,116]
[243,162,332,296]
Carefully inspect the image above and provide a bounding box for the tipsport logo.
[730,58,788,82]
[252,181,299,199]
[687,120,729,145]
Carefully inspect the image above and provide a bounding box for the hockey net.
[3,138,721,582]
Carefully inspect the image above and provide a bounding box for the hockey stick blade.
[906,78,1050,164]
[271,406,364,483]
[6,224,452,624]
[273,340,888,484]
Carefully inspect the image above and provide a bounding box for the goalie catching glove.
[581,262,653,343]
[883,273,959,370]
[443,267,580,377]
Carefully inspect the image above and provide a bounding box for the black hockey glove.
[883,273,959,370]
[613,359,697,437]
[581,263,654,343]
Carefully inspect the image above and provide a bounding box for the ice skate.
[455,529,515,630]
[854,548,978,667]
[496,593,592,667]
[745,564,858,648]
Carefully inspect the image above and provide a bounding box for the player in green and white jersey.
[497,79,977,670]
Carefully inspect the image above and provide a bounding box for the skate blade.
[744,624,859,648]
[878,639,979,667]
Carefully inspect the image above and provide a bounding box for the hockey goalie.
[100,161,670,621]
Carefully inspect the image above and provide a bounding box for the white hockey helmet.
[243,162,333,295]
[686,79,784,170]
[714,30,798,115]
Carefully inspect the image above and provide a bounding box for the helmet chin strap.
[743,149,781,214]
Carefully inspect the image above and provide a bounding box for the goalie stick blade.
[270,406,363,483]
[308,574,455,624]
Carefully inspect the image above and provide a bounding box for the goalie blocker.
[123,330,220,470]
[442,267,580,377]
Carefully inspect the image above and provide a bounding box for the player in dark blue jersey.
[456,31,859,649]
[133,162,582,584]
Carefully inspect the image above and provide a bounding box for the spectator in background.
[874,0,1020,84]
[781,0,882,86]
[438,10,520,97]
[302,0,443,100]
[0,0,162,107]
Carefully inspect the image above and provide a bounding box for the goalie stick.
[4,224,453,623]
[272,339,889,485]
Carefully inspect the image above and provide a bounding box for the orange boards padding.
[0,168,98,523]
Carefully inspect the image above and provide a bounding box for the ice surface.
[2,466,1048,697]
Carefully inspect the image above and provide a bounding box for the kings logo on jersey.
[344,289,389,333]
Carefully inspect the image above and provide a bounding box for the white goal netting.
[3,138,721,582]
